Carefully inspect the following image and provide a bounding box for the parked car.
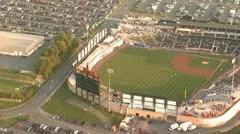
[26,127,32,132]
[54,127,60,132]
[73,130,79,134]
[39,124,45,129]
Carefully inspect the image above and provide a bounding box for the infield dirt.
[171,53,216,77]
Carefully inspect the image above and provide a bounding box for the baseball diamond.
[94,46,232,102]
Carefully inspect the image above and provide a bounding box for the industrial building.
[0,31,44,56]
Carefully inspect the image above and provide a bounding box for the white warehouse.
[0,31,44,56]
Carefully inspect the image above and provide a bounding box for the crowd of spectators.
[0,0,120,36]
[153,33,240,56]
[194,69,240,101]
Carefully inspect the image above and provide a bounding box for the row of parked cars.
[17,121,84,134]
[168,121,197,131]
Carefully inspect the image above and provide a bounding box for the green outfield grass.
[97,47,232,102]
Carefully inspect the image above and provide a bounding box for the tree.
[37,32,79,79]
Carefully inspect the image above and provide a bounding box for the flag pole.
[185,89,187,99]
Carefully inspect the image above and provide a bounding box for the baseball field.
[96,46,233,102]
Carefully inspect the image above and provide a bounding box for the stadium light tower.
[86,24,89,44]
[231,58,236,102]
[107,68,114,112]
[152,5,158,20]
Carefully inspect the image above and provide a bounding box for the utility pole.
[152,5,158,20]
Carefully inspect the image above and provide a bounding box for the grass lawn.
[0,68,36,82]
[93,105,124,126]
[42,82,102,124]
[0,68,36,94]
[97,47,232,102]
[0,101,20,110]
[189,56,221,69]
[211,125,240,134]
[0,68,37,110]
[71,97,125,125]
[0,114,30,128]
[0,78,30,94]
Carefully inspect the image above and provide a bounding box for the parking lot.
[0,0,121,37]
[133,0,240,24]
[14,114,114,134]
[16,120,85,134]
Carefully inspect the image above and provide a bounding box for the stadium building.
[0,31,44,56]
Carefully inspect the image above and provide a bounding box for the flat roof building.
[0,31,44,56]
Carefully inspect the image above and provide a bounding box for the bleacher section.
[152,33,240,56]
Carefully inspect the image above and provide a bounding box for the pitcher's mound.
[202,61,209,65]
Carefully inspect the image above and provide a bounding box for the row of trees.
[37,32,79,78]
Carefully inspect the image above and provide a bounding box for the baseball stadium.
[70,30,234,103]
[67,25,240,128]
[93,45,232,102]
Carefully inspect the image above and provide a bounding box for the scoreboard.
[75,68,100,95]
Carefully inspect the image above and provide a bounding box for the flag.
[185,89,187,99]
[232,58,236,64]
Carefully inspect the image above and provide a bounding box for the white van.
[42,125,48,130]
[168,123,179,131]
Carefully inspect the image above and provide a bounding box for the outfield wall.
[80,38,123,70]
[68,30,127,114]
[72,28,108,67]
[177,99,240,127]
[68,73,128,114]
[127,108,165,119]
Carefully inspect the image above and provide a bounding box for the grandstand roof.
[0,31,44,56]
[157,20,177,27]
[200,94,228,102]
[179,20,240,31]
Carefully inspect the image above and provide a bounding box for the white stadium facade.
[0,31,44,56]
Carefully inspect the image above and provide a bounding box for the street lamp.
[152,5,158,20]
[107,68,114,112]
